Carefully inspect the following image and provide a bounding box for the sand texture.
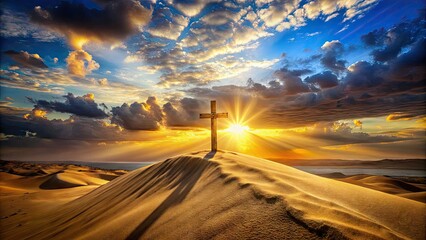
[1,151,425,240]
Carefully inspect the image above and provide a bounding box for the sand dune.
[341,175,426,194]
[319,173,426,203]
[0,161,123,190]
[1,151,425,240]
[0,162,124,235]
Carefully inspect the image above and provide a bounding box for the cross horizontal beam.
[199,112,228,119]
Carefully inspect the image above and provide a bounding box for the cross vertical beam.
[211,100,217,151]
[200,100,228,152]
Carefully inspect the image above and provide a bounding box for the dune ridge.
[2,151,425,240]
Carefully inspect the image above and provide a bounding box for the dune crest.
[3,151,425,240]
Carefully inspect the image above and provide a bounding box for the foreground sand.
[1,151,425,239]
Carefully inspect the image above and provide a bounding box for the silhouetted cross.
[200,100,228,151]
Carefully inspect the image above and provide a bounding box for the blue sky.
[0,0,425,161]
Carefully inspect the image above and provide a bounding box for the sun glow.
[226,123,250,135]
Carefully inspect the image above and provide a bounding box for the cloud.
[171,0,218,17]
[361,28,386,46]
[306,31,320,37]
[257,0,380,32]
[325,13,339,22]
[304,71,339,89]
[124,0,379,88]
[186,32,425,128]
[30,0,152,49]
[127,2,274,87]
[146,7,189,40]
[98,78,109,86]
[302,0,379,22]
[362,14,425,62]
[336,24,349,34]
[23,107,48,120]
[1,66,152,106]
[274,67,311,95]
[1,112,122,140]
[344,61,384,90]
[275,8,307,32]
[28,93,108,118]
[133,38,277,87]
[4,50,48,69]
[111,97,164,130]
[0,102,30,116]
[0,69,63,93]
[0,9,60,42]
[353,120,362,129]
[389,38,426,80]
[386,113,418,121]
[65,50,100,77]
[258,0,300,27]
[201,8,245,25]
[296,121,403,146]
[163,98,208,127]
[320,40,346,72]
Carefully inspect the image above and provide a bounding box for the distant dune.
[320,173,426,203]
[1,152,425,240]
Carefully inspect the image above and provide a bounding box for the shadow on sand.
[203,150,216,160]
[125,151,216,240]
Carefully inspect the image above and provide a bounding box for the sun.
[226,123,250,135]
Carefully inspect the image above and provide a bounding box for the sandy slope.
[1,151,425,240]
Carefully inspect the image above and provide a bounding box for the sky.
[0,0,425,162]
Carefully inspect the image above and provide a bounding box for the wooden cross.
[200,100,228,151]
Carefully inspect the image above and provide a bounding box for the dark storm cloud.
[273,67,312,95]
[28,93,108,118]
[389,38,426,81]
[344,61,385,91]
[362,13,425,62]
[320,40,346,72]
[304,71,339,89]
[26,116,120,140]
[111,97,164,130]
[30,0,152,46]
[0,104,120,140]
[361,28,386,46]
[4,50,48,69]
